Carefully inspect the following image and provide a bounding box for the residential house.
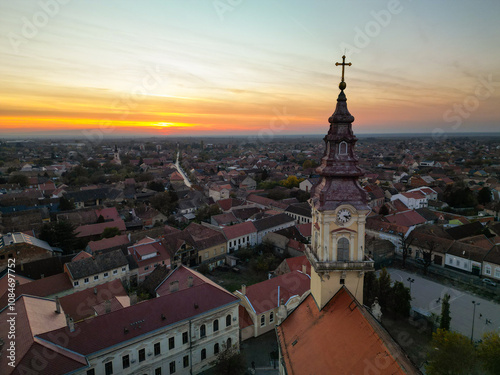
[64,249,129,289]
[235,270,310,340]
[285,203,312,224]
[208,183,231,202]
[299,177,319,193]
[222,221,257,252]
[185,223,227,269]
[445,241,488,275]
[482,245,500,281]
[75,219,127,241]
[253,213,296,244]
[86,234,131,255]
[128,238,171,282]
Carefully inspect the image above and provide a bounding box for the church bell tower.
[306,56,374,309]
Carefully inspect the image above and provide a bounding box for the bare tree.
[399,232,414,269]
[419,238,439,275]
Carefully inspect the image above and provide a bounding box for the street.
[386,268,500,342]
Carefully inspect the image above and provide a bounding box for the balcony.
[305,247,374,272]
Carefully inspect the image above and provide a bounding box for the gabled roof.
[0,273,73,309]
[185,223,227,250]
[276,288,420,375]
[447,241,489,262]
[236,271,310,315]
[296,223,311,238]
[285,203,312,218]
[253,213,295,232]
[75,219,126,238]
[212,212,238,226]
[445,221,484,240]
[284,255,311,275]
[38,268,238,356]
[384,210,426,227]
[87,234,130,253]
[65,249,128,280]
[222,221,257,240]
[59,279,128,321]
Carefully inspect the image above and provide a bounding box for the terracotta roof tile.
[222,221,257,240]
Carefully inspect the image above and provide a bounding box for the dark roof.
[484,245,500,265]
[445,221,484,240]
[65,249,128,280]
[415,208,439,222]
[64,187,111,202]
[14,254,75,279]
[185,223,226,250]
[140,265,171,296]
[285,203,312,218]
[447,241,489,262]
[232,206,262,221]
[253,213,295,232]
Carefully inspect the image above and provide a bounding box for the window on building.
[94,275,99,281]
[340,278,345,285]
[169,361,176,374]
[155,368,162,375]
[104,362,113,375]
[169,337,175,350]
[87,370,95,375]
[238,239,241,244]
[138,348,145,362]
[155,342,161,355]
[448,258,453,264]
[214,343,220,355]
[201,349,207,361]
[204,253,208,259]
[495,268,500,278]
[0,255,4,260]
[200,324,206,338]
[337,238,349,261]
[122,355,130,369]
[213,319,219,332]
[183,355,189,368]
[104,272,109,278]
[260,315,265,327]
[73,281,79,287]
[113,269,118,275]
[270,311,274,323]
[182,331,188,344]
[84,278,89,284]
[485,265,491,275]
[227,338,232,348]
[144,266,149,271]
[122,267,126,272]
[226,314,231,327]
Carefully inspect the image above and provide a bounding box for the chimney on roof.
[105,300,111,314]
[277,298,288,324]
[55,296,61,314]
[169,280,179,293]
[301,264,307,274]
[187,276,193,288]
[68,317,75,332]
[241,284,246,296]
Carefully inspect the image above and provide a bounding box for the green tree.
[147,180,165,192]
[195,204,221,222]
[302,159,313,169]
[363,271,378,307]
[426,329,477,375]
[388,281,411,318]
[478,187,492,205]
[39,220,77,254]
[101,227,121,239]
[439,293,451,331]
[150,191,178,215]
[377,268,392,313]
[477,331,500,375]
[212,346,246,375]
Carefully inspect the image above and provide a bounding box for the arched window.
[260,315,265,327]
[270,311,274,323]
[339,141,348,155]
[337,238,349,261]
[214,343,220,355]
[226,314,231,327]
[200,324,206,338]
[226,338,232,348]
[213,319,219,332]
[201,348,206,361]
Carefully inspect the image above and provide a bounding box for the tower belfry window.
[337,238,350,261]
[339,141,348,155]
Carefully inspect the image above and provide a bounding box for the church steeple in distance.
[306,56,374,309]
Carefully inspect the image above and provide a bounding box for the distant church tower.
[306,56,374,309]
[113,145,121,165]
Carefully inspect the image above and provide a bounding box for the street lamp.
[471,300,480,344]
[407,277,415,295]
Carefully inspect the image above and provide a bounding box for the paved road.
[386,268,500,342]
[175,151,192,187]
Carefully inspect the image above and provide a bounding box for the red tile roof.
[75,219,126,238]
[276,288,419,375]
[72,251,92,262]
[0,273,32,298]
[59,279,128,322]
[0,273,73,309]
[95,207,120,221]
[296,223,311,238]
[237,271,310,315]
[285,255,311,275]
[222,221,257,240]
[384,210,426,227]
[87,234,130,253]
[38,276,238,355]
[170,171,184,181]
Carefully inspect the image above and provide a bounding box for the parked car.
[415,258,425,265]
[482,278,497,287]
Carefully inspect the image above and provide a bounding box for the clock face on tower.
[336,208,351,225]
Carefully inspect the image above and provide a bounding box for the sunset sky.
[1,0,500,138]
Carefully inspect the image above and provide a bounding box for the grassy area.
[382,316,433,369]
[208,265,269,292]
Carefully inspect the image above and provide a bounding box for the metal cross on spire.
[335,55,351,90]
